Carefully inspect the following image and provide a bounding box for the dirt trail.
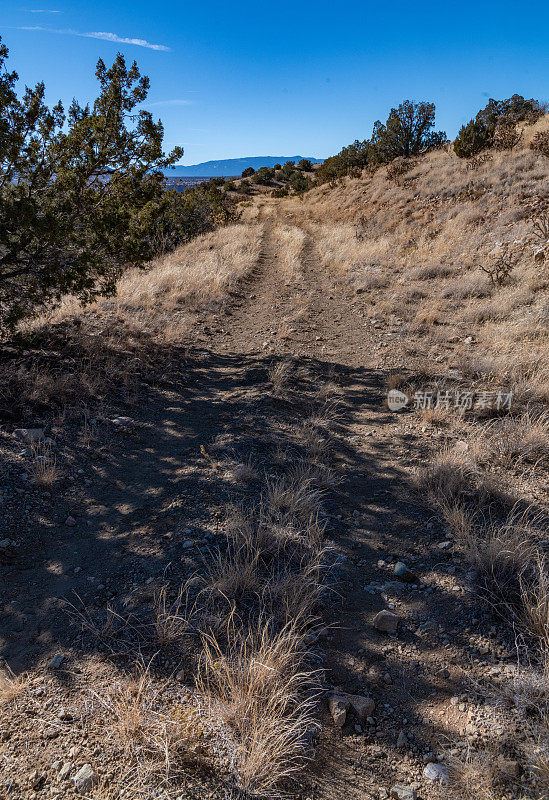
[200,207,486,799]
[1,204,509,799]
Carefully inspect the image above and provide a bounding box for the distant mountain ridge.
[165,155,323,177]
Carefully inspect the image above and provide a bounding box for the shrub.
[273,163,281,170]
[454,118,493,158]
[479,244,517,285]
[272,186,289,198]
[531,132,549,158]
[297,158,313,171]
[224,181,236,191]
[370,100,446,161]
[241,167,255,177]
[0,37,185,330]
[386,156,416,182]
[454,94,543,158]
[289,172,311,193]
[493,119,522,150]
[253,167,275,185]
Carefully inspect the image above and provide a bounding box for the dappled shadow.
[0,340,529,798]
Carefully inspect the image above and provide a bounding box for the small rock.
[72,764,97,794]
[328,693,350,727]
[390,786,417,800]
[14,428,44,444]
[534,248,546,263]
[348,694,375,720]
[48,653,64,669]
[175,668,185,682]
[65,516,76,527]
[379,790,388,799]
[394,562,418,583]
[28,770,43,788]
[58,762,73,781]
[373,610,399,634]
[396,729,408,749]
[423,762,449,784]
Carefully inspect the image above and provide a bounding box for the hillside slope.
[168,155,323,176]
[1,134,548,800]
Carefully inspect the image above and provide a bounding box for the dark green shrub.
[297,158,313,171]
[454,118,492,158]
[454,95,544,158]
[289,172,311,192]
[253,166,274,185]
[0,37,185,330]
[241,167,255,177]
[370,100,446,161]
[272,186,289,197]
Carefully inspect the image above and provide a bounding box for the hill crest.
[166,155,323,177]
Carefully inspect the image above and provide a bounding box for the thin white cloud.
[25,9,62,12]
[145,99,192,107]
[18,26,170,51]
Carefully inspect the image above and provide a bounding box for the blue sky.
[2,0,549,164]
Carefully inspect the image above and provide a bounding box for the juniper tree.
[0,37,183,328]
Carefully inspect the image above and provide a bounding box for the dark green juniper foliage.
[316,101,445,183]
[369,100,446,162]
[454,94,544,158]
[0,37,223,329]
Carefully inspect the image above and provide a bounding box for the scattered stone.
[390,786,417,800]
[348,694,375,720]
[14,428,44,444]
[28,770,43,788]
[423,762,449,784]
[373,610,399,634]
[65,516,76,527]
[58,762,73,781]
[48,653,64,669]
[396,729,408,749]
[111,416,133,426]
[328,693,350,727]
[175,668,185,682]
[379,790,388,799]
[72,764,97,794]
[534,248,546,263]
[394,562,417,583]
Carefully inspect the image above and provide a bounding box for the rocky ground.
[0,207,546,799]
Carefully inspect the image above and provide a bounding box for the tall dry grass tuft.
[197,614,318,797]
[0,666,28,704]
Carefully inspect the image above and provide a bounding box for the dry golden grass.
[114,222,263,325]
[272,223,306,280]
[0,666,28,703]
[29,440,61,487]
[153,581,199,647]
[197,615,317,797]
